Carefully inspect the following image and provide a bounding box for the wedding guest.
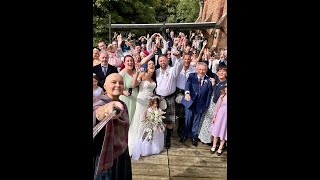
[93,51,118,90]
[93,73,104,97]
[180,62,213,147]
[93,73,132,180]
[210,84,227,156]
[131,96,166,160]
[93,48,101,66]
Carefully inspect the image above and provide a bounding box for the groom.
[180,62,213,146]
[155,51,184,149]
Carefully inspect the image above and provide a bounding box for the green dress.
[119,70,139,125]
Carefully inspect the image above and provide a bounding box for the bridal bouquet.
[141,108,166,141]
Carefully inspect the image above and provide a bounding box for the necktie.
[103,66,107,76]
[198,78,202,88]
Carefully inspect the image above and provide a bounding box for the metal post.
[108,14,111,43]
[162,22,166,39]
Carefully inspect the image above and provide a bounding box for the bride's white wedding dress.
[128,80,157,156]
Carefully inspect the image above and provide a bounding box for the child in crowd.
[132,96,166,160]
[209,84,227,156]
[93,73,104,97]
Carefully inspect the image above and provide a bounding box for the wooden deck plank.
[170,137,216,150]
[171,177,226,180]
[132,175,169,180]
[168,146,227,157]
[168,154,227,167]
[131,154,168,164]
[170,165,227,178]
[132,163,169,176]
[131,126,227,179]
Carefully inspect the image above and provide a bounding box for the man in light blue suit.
[180,62,213,146]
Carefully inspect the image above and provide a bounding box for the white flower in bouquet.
[141,108,166,141]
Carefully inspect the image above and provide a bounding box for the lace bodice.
[138,80,156,96]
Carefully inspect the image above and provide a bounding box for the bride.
[128,60,157,156]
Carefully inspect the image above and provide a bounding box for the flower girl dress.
[132,107,165,160]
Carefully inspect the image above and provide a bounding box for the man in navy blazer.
[93,51,118,90]
[180,62,213,146]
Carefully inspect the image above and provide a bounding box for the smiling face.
[93,49,100,59]
[98,41,107,51]
[124,55,134,70]
[146,60,155,73]
[158,55,168,69]
[216,66,227,80]
[196,63,208,78]
[104,73,124,100]
[183,54,192,68]
[99,52,109,66]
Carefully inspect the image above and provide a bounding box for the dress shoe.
[179,137,187,143]
[177,129,183,138]
[216,149,223,156]
[192,138,198,147]
[223,144,227,151]
[210,146,216,154]
[165,128,173,149]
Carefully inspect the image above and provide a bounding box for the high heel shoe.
[210,146,216,154]
[216,149,223,156]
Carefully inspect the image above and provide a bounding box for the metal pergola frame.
[108,22,217,29]
[106,20,221,42]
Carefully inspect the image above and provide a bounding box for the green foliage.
[93,0,157,46]
[93,0,200,47]
[176,0,199,23]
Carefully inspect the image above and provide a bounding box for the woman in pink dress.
[209,84,227,156]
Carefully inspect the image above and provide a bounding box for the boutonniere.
[204,79,208,84]
[165,71,169,77]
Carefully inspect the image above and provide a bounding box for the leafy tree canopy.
[93,0,199,46]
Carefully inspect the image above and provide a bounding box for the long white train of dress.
[128,80,156,156]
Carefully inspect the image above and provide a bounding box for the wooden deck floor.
[131,130,227,180]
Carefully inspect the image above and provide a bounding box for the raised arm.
[146,33,157,52]
[140,43,156,66]
[195,40,207,62]
[131,63,142,88]
[171,51,184,77]
[158,33,168,54]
